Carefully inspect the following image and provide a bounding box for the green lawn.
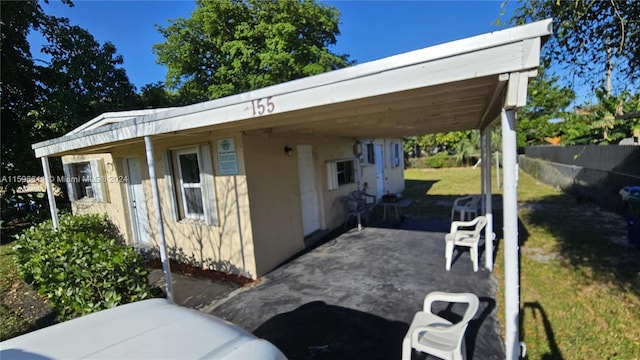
[405,168,640,359]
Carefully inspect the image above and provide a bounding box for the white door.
[297,145,321,236]
[126,158,151,244]
[375,144,385,199]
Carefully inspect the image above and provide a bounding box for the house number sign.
[250,96,275,116]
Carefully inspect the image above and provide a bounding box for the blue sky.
[29,1,515,90]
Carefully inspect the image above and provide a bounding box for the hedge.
[13,214,153,320]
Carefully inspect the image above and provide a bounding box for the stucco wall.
[62,134,404,279]
[61,153,130,244]
[243,135,307,276]
[64,133,259,279]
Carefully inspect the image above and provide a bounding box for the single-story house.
[57,131,404,279]
[34,19,552,359]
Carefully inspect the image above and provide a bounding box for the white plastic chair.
[402,291,479,360]
[445,216,487,272]
[450,195,481,221]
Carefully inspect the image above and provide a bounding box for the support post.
[144,136,174,303]
[484,127,494,272]
[501,108,520,359]
[41,156,59,230]
[480,132,486,212]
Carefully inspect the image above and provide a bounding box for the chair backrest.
[449,215,487,236]
[338,196,357,213]
[423,291,479,332]
[349,190,364,202]
[470,216,487,236]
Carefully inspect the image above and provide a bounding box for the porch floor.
[210,216,505,359]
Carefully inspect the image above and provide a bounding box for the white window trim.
[175,148,205,220]
[392,142,402,168]
[326,158,357,191]
[62,159,108,202]
[164,144,218,226]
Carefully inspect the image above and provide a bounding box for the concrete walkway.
[206,218,505,360]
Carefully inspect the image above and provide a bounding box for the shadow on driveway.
[212,220,504,359]
[255,301,408,360]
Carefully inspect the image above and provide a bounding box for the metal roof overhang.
[32,19,552,158]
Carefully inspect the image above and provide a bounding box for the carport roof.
[32,19,552,158]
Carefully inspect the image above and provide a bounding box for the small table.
[381,199,412,221]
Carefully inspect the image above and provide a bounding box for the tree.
[154,0,351,102]
[1,1,136,184]
[1,0,49,178]
[32,16,137,137]
[515,67,575,147]
[506,0,640,93]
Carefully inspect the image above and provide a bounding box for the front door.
[374,144,385,199]
[126,158,151,244]
[297,145,321,236]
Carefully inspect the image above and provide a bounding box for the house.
[34,19,552,359]
[55,126,404,279]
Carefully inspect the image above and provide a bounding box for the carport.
[35,19,552,359]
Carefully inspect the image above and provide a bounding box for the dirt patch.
[147,258,255,287]
[1,280,57,336]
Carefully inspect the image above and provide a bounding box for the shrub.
[424,154,460,168]
[13,214,152,320]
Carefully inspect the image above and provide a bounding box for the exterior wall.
[242,135,307,276]
[358,139,405,198]
[61,153,131,244]
[244,135,405,276]
[62,134,405,279]
[63,133,259,279]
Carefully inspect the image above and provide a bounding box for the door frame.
[125,157,151,244]
[374,144,385,199]
[297,144,321,237]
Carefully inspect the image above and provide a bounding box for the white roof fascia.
[33,19,552,158]
[67,108,178,135]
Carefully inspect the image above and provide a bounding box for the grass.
[1,230,56,341]
[0,242,31,340]
[405,167,640,360]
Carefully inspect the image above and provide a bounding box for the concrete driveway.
[210,218,505,360]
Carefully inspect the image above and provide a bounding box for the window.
[392,143,401,167]
[326,159,355,190]
[62,159,108,202]
[165,145,218,225]
[336,160,355,185]
[73,163,93,199]
[366,143,375,164]
[176,150,204,219]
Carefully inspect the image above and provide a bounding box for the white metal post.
[480,132,486,212]
[144,136,174,303]
[484,127,494,272]
[501,109,520,359]
[41,156,59,230]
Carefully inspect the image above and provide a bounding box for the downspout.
[41,156,59,230]
[501,108,520,359]
[484,127,494,271]
[144,136,174,303]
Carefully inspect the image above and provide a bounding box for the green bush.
[13,214,152,320]
[424,154,460,168]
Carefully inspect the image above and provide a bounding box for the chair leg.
[401,336,412,360]
[470,244,478,272]
[445,241,454,271]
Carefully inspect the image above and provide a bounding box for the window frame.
[62,159,108,202]
[174,148,205,220]
[326,159,356,191]
[165,144,218,226]
[392,142,402,168]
